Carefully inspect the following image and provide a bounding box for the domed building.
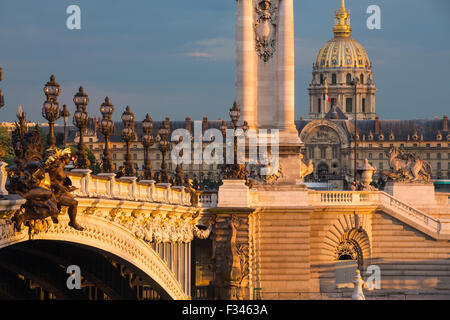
[308,0,377,120]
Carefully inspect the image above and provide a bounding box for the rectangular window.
[331,98,336,107]
[321,148,326,159]
[369,153,372,160]
[346,98,352,113]
[379,162,383,170]
[318,99,321,113]
[437,162,441,170]
[362,98,366,113]
[437,153,441,160]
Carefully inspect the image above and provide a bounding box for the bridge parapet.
[68,170,192,206]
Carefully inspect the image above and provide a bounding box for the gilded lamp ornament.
[60,104,70,147]
[221,102,249,180]
[73,86,90,169]
[99,97,115,173]
[121,106,137,177]
[156,117,171,183]
[42,75,61,149]
[141,114,154,180]
[0,67,4,108]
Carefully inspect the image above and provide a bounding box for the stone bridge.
[1,166,450,300]
[0,168,212,300]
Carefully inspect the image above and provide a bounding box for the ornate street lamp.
[99,97,115,173]
[73,86,90,169]
[353,77,359,185]
[60,104,70,147]
[156,117,171,183]
[121,106,137,177]
[0,67,4,108]
[222,102,249,180]
[141,114,154,180]
[0,67,4,160]
[42,75,61,149]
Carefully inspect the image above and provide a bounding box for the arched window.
[332,73,337,85]
[360,74,364,84]
[320,74,324,85]
[346,73,352,85]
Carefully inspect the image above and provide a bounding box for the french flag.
[323,93,331,103]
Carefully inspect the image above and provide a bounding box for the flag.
[323,93,331,103]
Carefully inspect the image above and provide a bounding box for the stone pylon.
[236,0,303,184]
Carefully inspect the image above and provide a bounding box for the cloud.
[186,52,214,59]
[184,37,235,61]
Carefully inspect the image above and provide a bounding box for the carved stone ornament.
[247,151,283,185]
[227,215,249,300]
[86,207,212,244]
[254,0,278,62]
[299,153,314,183]
[382,146,432,183]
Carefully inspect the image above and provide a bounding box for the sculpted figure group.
[6,110,83,232]
[383,146,432,183]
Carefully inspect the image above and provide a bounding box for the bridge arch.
[0,214,189,300]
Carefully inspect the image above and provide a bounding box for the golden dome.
[315,0,371,70]
[315,37,371,69]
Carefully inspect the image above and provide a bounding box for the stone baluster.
[119,176,137,201]
[97,172,116,198]
[71,168,92,197]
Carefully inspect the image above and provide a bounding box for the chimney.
[185,116,192,133]
[374,116,380,135]
[443,115,448,131]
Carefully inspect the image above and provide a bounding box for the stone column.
[236,0,257,129]
[277,0,297,137]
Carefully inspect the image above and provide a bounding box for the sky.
[0,0,449,124]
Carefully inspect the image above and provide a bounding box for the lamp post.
[156,117,171,183]
[353,78,359,185]
[141,114,154,180]
[99,97,115,173]
[0,67,4,108]
[73,86,90,169]
[0,68,4,160]
[60,104,70,148]
[42,75,61,149]
[223,102,249,180]
[121,106,137,177]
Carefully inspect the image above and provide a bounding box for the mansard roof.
[63,116,448,144]
[295,118,448,142]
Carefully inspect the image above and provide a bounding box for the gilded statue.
[6,109,83,232]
